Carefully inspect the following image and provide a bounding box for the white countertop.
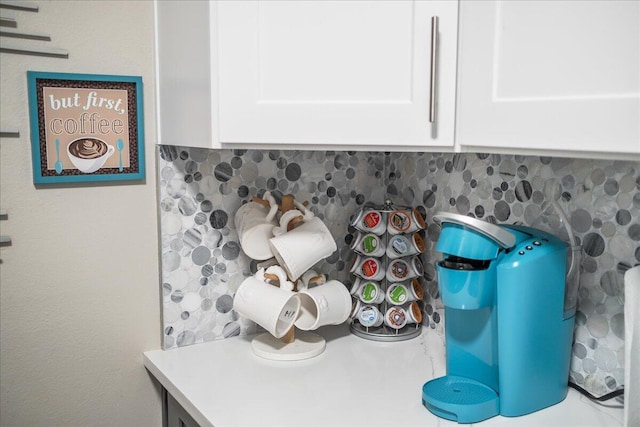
[143,325,623,427]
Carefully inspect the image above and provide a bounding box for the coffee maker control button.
[533,241,541,246]
[518,250,525,255]
[525,245,533,250]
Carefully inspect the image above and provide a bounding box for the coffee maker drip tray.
[422,375,499,424]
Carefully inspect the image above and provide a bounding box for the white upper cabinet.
[456,0,640,157]
[215,0,458,149]
[155,1,213,148]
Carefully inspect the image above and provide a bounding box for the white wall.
[0,1,162,426]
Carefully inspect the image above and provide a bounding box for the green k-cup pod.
[352,233,384,257]
[362,234,379,254]
[359,281,384,304]
[387,283,408,304]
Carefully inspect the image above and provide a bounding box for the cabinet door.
[155,1,214,148]
[215,0,457,148]
[456,0,639,156]
[165,391,200,427]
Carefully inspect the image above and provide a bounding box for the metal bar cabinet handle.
[429,16,439,123]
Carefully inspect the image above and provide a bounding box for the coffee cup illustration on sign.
[66,137,115,173]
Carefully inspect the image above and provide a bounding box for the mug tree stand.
[249,194,327,361]
[251,329,326,361]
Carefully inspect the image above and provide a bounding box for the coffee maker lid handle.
[433,212,516,249]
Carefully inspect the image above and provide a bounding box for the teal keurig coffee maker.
[422,212,577,423]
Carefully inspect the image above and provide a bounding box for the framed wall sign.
[27,71,145,184]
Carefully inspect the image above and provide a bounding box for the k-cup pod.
[384,303,422,329]
[350,277,366,295]
[410,278,425,301]
[233,270,301,339]
[384,306,408,329]
[349,279,361,295]
[408,301,423,324]
[387,209,426,235]
[386,233,425,259]
[351,232,385,257]
[358,305,383,328]
[386,279,423,305]
[350,209,387,236]
[386,257,424,282]
[350,299,362,319]
[357,280,385,304]
[350,255,385,281]
[295,280,352,331]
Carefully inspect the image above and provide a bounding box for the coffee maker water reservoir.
[421,212,575,423]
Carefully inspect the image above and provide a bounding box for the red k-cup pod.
[350,209,387,235]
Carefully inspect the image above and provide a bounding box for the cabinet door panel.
[166,391,200,427]
[457,0,639,155]
[216,0,457,147]
[156,1,213,148]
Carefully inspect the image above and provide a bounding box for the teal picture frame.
[27,71,145,184]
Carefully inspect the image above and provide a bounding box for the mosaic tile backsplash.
[157,146,638,397]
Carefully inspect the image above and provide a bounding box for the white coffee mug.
[233,269,301,339]
[295,280,351,331]
[258,265,296,292]
[272,201,315,236]
[296,270,326,291]
[269,216,337,281]
[234,191,278,260]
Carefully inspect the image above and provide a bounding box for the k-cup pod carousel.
[348,201,427,342]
